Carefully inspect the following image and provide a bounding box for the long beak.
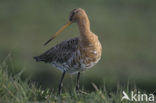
[44,21,72,46]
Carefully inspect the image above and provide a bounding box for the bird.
[34,8,102,94]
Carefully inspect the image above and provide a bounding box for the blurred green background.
[0,0,156,92]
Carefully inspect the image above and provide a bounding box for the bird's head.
[69,8,87,22]
[44,8,86,45]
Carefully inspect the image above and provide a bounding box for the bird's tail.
[33,56,40,62]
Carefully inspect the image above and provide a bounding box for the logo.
[121,91,155,102]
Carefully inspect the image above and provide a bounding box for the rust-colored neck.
[77,15,91,40]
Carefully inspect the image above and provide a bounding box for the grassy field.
[0,58,154,103]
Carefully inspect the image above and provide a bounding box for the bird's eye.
[72,12,75,16]
[69,12,75,21]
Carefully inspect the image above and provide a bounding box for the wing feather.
[34,37,79,63]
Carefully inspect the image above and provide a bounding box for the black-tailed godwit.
[34,8,102,94]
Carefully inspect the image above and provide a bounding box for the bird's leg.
[76,72,80,92]
[58,71,66,95]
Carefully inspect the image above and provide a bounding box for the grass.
[0,58,155,103]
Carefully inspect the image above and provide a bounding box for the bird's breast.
[71,38,102,69]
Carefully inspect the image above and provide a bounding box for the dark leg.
[76,72,80,92]
[58,71,66,95]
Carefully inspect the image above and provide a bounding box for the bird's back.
[34,37,79,63]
